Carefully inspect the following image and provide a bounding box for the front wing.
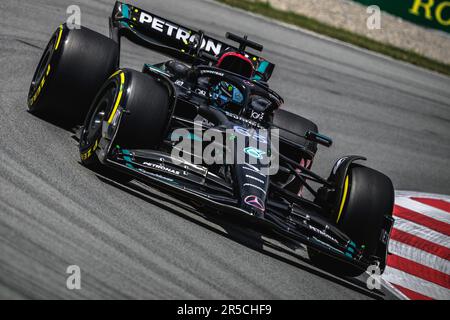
[99,144,387,274]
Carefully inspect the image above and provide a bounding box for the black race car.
[27,1,395,277]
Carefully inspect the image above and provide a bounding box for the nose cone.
[227,125,273,217]
[235,163,269,217]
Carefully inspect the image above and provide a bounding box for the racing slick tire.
[309,165,394,277]
[79,69,170,168]
[27,24,119,127]
[273,109,318,193]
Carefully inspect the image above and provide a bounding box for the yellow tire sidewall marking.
[81,139,100,161]
[81,71,124,161]
[107,71,125,124]
[29,64,51,107]
[54,25,63,51]
[336,175,350,223]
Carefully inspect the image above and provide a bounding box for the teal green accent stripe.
[123,155,135,169]
[258,61,269,73]
[253,61,269,81]
[121,3,130,19]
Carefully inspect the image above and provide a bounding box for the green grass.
[217,0,450,76]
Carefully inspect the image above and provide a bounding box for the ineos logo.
[250,110,264,120]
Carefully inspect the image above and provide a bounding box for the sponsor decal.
[200,69,225,77]
[309,225,339,244]
[225,111,262,128]
[233,126,268,144]
[250,110,264,121]
[244,147,266,160]
[138,12,223,55]
[143,162,181,175]
[352,0,450,33]
[244,195,265,212]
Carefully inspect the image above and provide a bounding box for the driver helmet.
[216,51,255,78]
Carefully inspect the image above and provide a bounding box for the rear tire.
[28,24,119,127]
[309,165,394,277]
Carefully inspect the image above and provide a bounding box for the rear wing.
[110,1,275,81]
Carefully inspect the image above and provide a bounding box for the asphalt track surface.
[0,0,449,299]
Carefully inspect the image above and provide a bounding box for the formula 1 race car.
[27,1,395,277]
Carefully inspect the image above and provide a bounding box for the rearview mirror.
[305,131,333,147]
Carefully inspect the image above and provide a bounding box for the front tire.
[79,69,171,166]
[28,24,119,127]
[334,165,394,257]
[309,165,394,277]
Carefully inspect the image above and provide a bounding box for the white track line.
[383,266,450,300]
[389,240,449,274]
[395,197,450,224]
[395,191,450,201]
[393,217,450,247]
[384,191,450,300]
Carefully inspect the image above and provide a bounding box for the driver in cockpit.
[210,50,271,121]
